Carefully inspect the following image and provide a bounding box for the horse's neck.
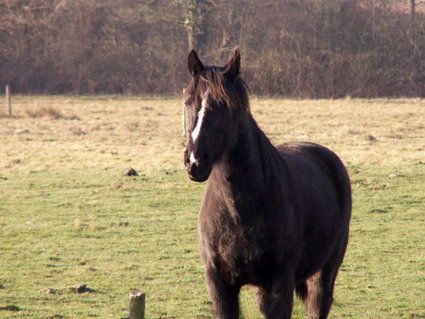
[243,116,285,179]
[213,115,284,197]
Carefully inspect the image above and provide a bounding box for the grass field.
[0,96,424,319]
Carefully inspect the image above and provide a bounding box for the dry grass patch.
[25,104,64,119]
[0,110,9,119]
[24,103,80,120]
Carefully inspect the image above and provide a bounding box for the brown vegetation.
[25,105,63,119]
[0,0,424,97]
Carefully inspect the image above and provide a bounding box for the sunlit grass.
[0,96,424,318]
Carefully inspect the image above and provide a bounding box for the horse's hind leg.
[304,271,323,319]
[318,262,342,319]
[315,236,349,319]
[304,263,341,319]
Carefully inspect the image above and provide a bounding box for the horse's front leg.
[256,275,295,319]
[205,266,240,319]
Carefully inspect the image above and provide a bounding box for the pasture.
[0,96,424,318]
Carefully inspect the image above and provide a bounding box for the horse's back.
[277,141,351,216]
[276,141,346,175]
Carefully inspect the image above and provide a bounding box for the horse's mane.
[185,66,251,116]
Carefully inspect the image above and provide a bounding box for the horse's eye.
[184,95,194,108]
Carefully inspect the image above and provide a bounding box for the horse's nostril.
[185,151,209,172]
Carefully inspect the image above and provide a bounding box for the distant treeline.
[1,0,425,97]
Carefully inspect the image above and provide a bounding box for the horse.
[183,48,351,319]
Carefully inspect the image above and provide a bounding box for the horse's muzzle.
[184,150,211,182]
[187,164,211,182]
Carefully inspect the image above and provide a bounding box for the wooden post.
[182,88,187,137]
[129,291,145,319]
[411,0,416,25]
[183,104,187,137]
[6,85,11,116]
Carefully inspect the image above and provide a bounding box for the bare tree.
[1,0,424,96]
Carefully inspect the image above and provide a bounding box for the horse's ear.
[188,50,204,76]
[223,48,240,80]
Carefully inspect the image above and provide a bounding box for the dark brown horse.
[183,49,351,319]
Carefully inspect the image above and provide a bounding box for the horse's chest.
[199,215,273,285]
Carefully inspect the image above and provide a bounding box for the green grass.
[0,96,424,318]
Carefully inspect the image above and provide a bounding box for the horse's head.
[183,48,249,182]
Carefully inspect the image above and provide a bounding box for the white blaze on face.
[189,151,198,166]
[191,90,209,143]
[189,90,210,166]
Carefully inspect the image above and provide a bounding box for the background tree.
[1,0,424,97]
